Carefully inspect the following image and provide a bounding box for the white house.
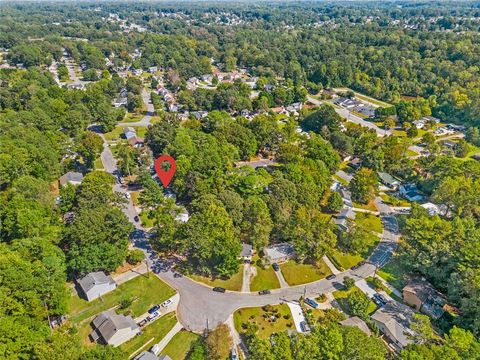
[77,271,117,301]
[264,243,295,263]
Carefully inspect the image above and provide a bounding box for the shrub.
[126,249,145,265]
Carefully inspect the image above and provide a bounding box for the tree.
[145,115,180,157]
[349,168,377,204]
[181,200,240,276]
[76,131,103,169]
[344,276,355,290]
[340,219,375,255]
[205,324,232,360]
[346,289,371,319]
[127,93,142,113]
[242,196,273,250]
[326,191,343,213]
[126,249,144,265]
[82,69,98,81]
[301,104,342,134]
[455,139,469,158]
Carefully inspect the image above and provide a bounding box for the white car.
[162,299,173,308]
[150,344,160,355]
[125,192,131,199]
[147,311,160,321]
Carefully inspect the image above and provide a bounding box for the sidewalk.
[112,262,148,285]
[275,269,289,288]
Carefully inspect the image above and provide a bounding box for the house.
[420,202,440,216]
[77,271,117,301]
[403,279,446,319]
[168,103,178,112]
[148,66,158,73]
[90,309,140,347]
[133,69,143,76]
[412,119,425,129]
[378,172,401,190]
[264,243,295,263]
[422,116,440,124]
[175,208,189,223]
[59,172,84,186]
[239,243,253,261]
[348,157,362,170]
[124,127,137,140]
[339,187,353,208]
[335,206,356,230]
[399,184,424,202]
[340,316,372,336]
[371,301,416,351]
[191,111,208,120]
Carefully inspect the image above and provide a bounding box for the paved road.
[118,89,154,127]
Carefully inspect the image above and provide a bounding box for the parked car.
[148,305,160,314]
[305,298,319,309]
[258,289,271,295]
[230,348,238,360]
[272,263,279,271]
[213,287,226,293]
[134,215,139,222]
[300,321,311,333]
[326,274,336,280]
[373,293,388,305]
[125,192,131,199]
[162,299,173,307]
[173,272,183,278]
[147,311,160,321]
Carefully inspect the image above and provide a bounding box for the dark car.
[373,293,388,305]
[173,272,183,278]
[213,287,226,293]
[300,321,311,333]
[148,305,161,314]
[272,263,279,271]
[258,289,271,295]
[326,274,336,280]
[134,215,140,222]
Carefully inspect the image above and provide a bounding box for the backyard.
[234,304,294,339]
[280,259,332,286]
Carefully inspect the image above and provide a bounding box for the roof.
[59,172,84,185]
[403,279,445,306]
[340,316,372,336]
[371,301,415,348]
[159,356,172,360]
[92,309,138,342]
[134,351,159,360]
[378,172,400,186]
[264,243,295,261]
[240,243,253,257]
[77,271,115,294]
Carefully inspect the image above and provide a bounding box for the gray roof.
[371,301,415,348]
[378,172,400,186]
[77,271,115,294]
[240,243,253,257]
[264,243,295,261]
[59,171,84,185]
[340,316,372,336]
[134,351,159,360]
[92,309,139,342]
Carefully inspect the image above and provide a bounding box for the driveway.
[286,301,307,333]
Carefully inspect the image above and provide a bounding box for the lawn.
[130,191,141,206]
[123,112,144,123]
[189,265,244,291]
[376,255,410,290]
[250,265,280,291]
[104,126,148,142]
[380,193,410,207]
[333,286,377,316]
[162,330,200,360]
[355,212,383,234]
[280,260,332,286]
[140,210,155,228]
[121,313,178,357]
[352,200,378,212]
[94,157,104,170]
[333,174,349,186]
[69,274,175,324]
[328,250,363,271]
[234,304,294,339]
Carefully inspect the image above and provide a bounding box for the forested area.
[1,1,480,358]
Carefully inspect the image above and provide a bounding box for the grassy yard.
[250,265,280,291]
[120,313,178,357]
[104,125,148,142]
[380,193,410,207]
[69,275,175,324]
[140,210,155,228]
[130,191,141,206]
[377,255,410,290]
[234,304,294,339]
[328,250,363,271]
[162,330,200,360]
[189,265,244,291]
[280,260,332,286]
[123,112,144,123]
[355,212,383,233]
[333,174,349,186]
[353,200,378,212]
[333,286,377,316]
[94,157,104,170]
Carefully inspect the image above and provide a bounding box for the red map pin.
[154,154,176,188]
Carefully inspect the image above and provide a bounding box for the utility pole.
[303,285,307,298]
